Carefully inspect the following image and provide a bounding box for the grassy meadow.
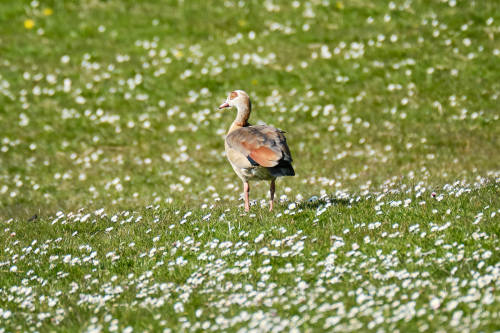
[0,0,499,331]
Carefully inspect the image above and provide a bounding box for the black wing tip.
[268,161,295,177]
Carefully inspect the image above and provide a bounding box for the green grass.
[0,0,499,331]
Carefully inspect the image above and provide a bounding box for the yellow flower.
[251,79,258,85]
[174,50,183,59]
[43,8,53,16]
[24,19,35,29]
[238,19,247,27]
[336,1,344,9]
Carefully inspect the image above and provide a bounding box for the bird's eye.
[230,91,238,100]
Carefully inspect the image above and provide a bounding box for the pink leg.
[244,181,250,212]
[269,179,275,211]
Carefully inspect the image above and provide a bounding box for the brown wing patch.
[226,125,291,167]
[248,146,279,167]
[230,91,238,99]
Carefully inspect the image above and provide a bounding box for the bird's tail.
[268,160,295,177]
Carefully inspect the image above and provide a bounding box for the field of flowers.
[1,0,499,331]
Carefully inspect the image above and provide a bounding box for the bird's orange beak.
[218,102,230,109]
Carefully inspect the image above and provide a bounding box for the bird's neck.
[228,103,251,133]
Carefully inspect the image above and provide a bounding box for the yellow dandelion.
[336,1,344,9]
[43,8,53,16]
[238,19,247,27]
[174,50,183,59]
[251,79,258,85]
[24,19,35,29]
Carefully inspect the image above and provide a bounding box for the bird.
[218,90,295,212]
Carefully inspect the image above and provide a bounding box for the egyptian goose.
[218,90,295,212]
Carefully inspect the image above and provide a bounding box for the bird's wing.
[225,125,293,168]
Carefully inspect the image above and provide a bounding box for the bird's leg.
[269,179,276,211]
[244,181,250,212]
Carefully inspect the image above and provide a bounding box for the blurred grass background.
[0,0,498,217]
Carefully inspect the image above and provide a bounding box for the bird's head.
[219,90,250,110]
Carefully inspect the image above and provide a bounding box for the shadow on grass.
[0,203,41,222]
[296,195,351,210]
